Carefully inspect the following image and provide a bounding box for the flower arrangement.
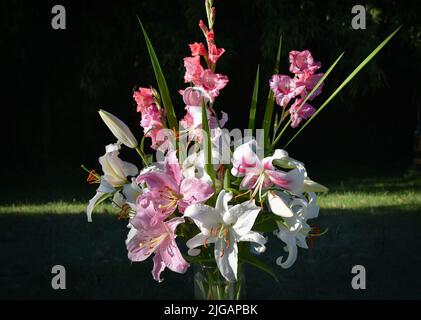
[82,0,398,299]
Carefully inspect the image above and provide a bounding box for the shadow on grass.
[0,206,420,299]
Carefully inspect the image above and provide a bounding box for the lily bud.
[99,109,138,149]
[303,178,329,193]
[267,191,294,218]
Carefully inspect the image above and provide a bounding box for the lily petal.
[184,204,223,235]
[267,191,294,217]
[238,231,267,253]
[228,200,261,236]
[215,190,232,213]
[214,235,238,282]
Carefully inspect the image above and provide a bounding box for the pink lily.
[127,203,189,283]
[231,140,305,200]
[136,151,214,221]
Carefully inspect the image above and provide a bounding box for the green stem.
[135,146,149,166]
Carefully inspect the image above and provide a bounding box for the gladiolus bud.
[99,109,138,149]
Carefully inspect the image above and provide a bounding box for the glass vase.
[193,264,245,300]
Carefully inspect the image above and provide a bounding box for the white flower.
[185,190,266,282]
[99,109,138,148]
[273,192,319,269]
[86,143,138,222]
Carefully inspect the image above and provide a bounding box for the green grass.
[0,170,420,299]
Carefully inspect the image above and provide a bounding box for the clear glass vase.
[193,264,245,300]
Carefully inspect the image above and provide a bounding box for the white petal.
[275,230,298,269]
[214,237,238,282]
[184,204,222,235]
[215,190,232,213]
[228,201,261,236]
[86,192,104,222]
[186,233,216,256]
[267,191,294,217]
[238,231,267,253]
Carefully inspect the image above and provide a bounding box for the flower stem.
[135,146,149,166]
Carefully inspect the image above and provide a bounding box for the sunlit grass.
[1,175,420,215]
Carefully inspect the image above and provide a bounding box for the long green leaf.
[240,251,279,283]
[284,27,400,148]
[248,65,260,130]
[262,36,282,149]
[270,52,345,148]
[202,98,216,190]
[137,17,178,131]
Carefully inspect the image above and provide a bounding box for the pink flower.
[198,69,229,100]
[189,42,207,57]
[297,73,324,100]
[183,56,204,83]
[180,103,228,143]
[231,140,305,197]
[182,87,210,107]
[133,87,155,113]
[208,43,225,64]
[140,105,165,149]
[206,30,215,43]
[127,204,189,283]
[289,98,316,128]
[269,75,305,107]
[199,19,208,34]
[136,151,214,220]
[289,50,321,75]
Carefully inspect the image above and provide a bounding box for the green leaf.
[262,36,282,150]
[284,27,400,148]
[248,65,260,130]
[202,98,216,190]
[240,251,279,283]
[223,167,231,190]
[137,17,178,131]
[271,52,345,148]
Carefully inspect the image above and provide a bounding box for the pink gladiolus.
[298,73,324,100]
[182,87,210,107]
[133,87,155,113]
[206,30,215,43]
[127,204,189,283]
[136,151,214,220]
[133,87,165,150]
[208,43,225,64]
[289,98,316,128]
[269,75,305,107]
[183,56,204,83]
[198,69,229,100]
[189,42,207,57]
[140,105,165,149]
[231,140,305,197]
[289,50,321,75]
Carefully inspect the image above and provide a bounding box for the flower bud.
[99,109,138,149]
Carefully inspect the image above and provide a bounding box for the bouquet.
[82,0,398,300]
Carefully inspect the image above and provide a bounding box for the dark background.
[2,0,420,189]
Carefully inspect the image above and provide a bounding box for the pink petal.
[152,253,166,282]
[164,151,183,186]
[178,178,214,212]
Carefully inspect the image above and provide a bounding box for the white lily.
[86,143,138,222]
[273,192,320,269]
[99,109,138,148]
[185,190,266,282]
